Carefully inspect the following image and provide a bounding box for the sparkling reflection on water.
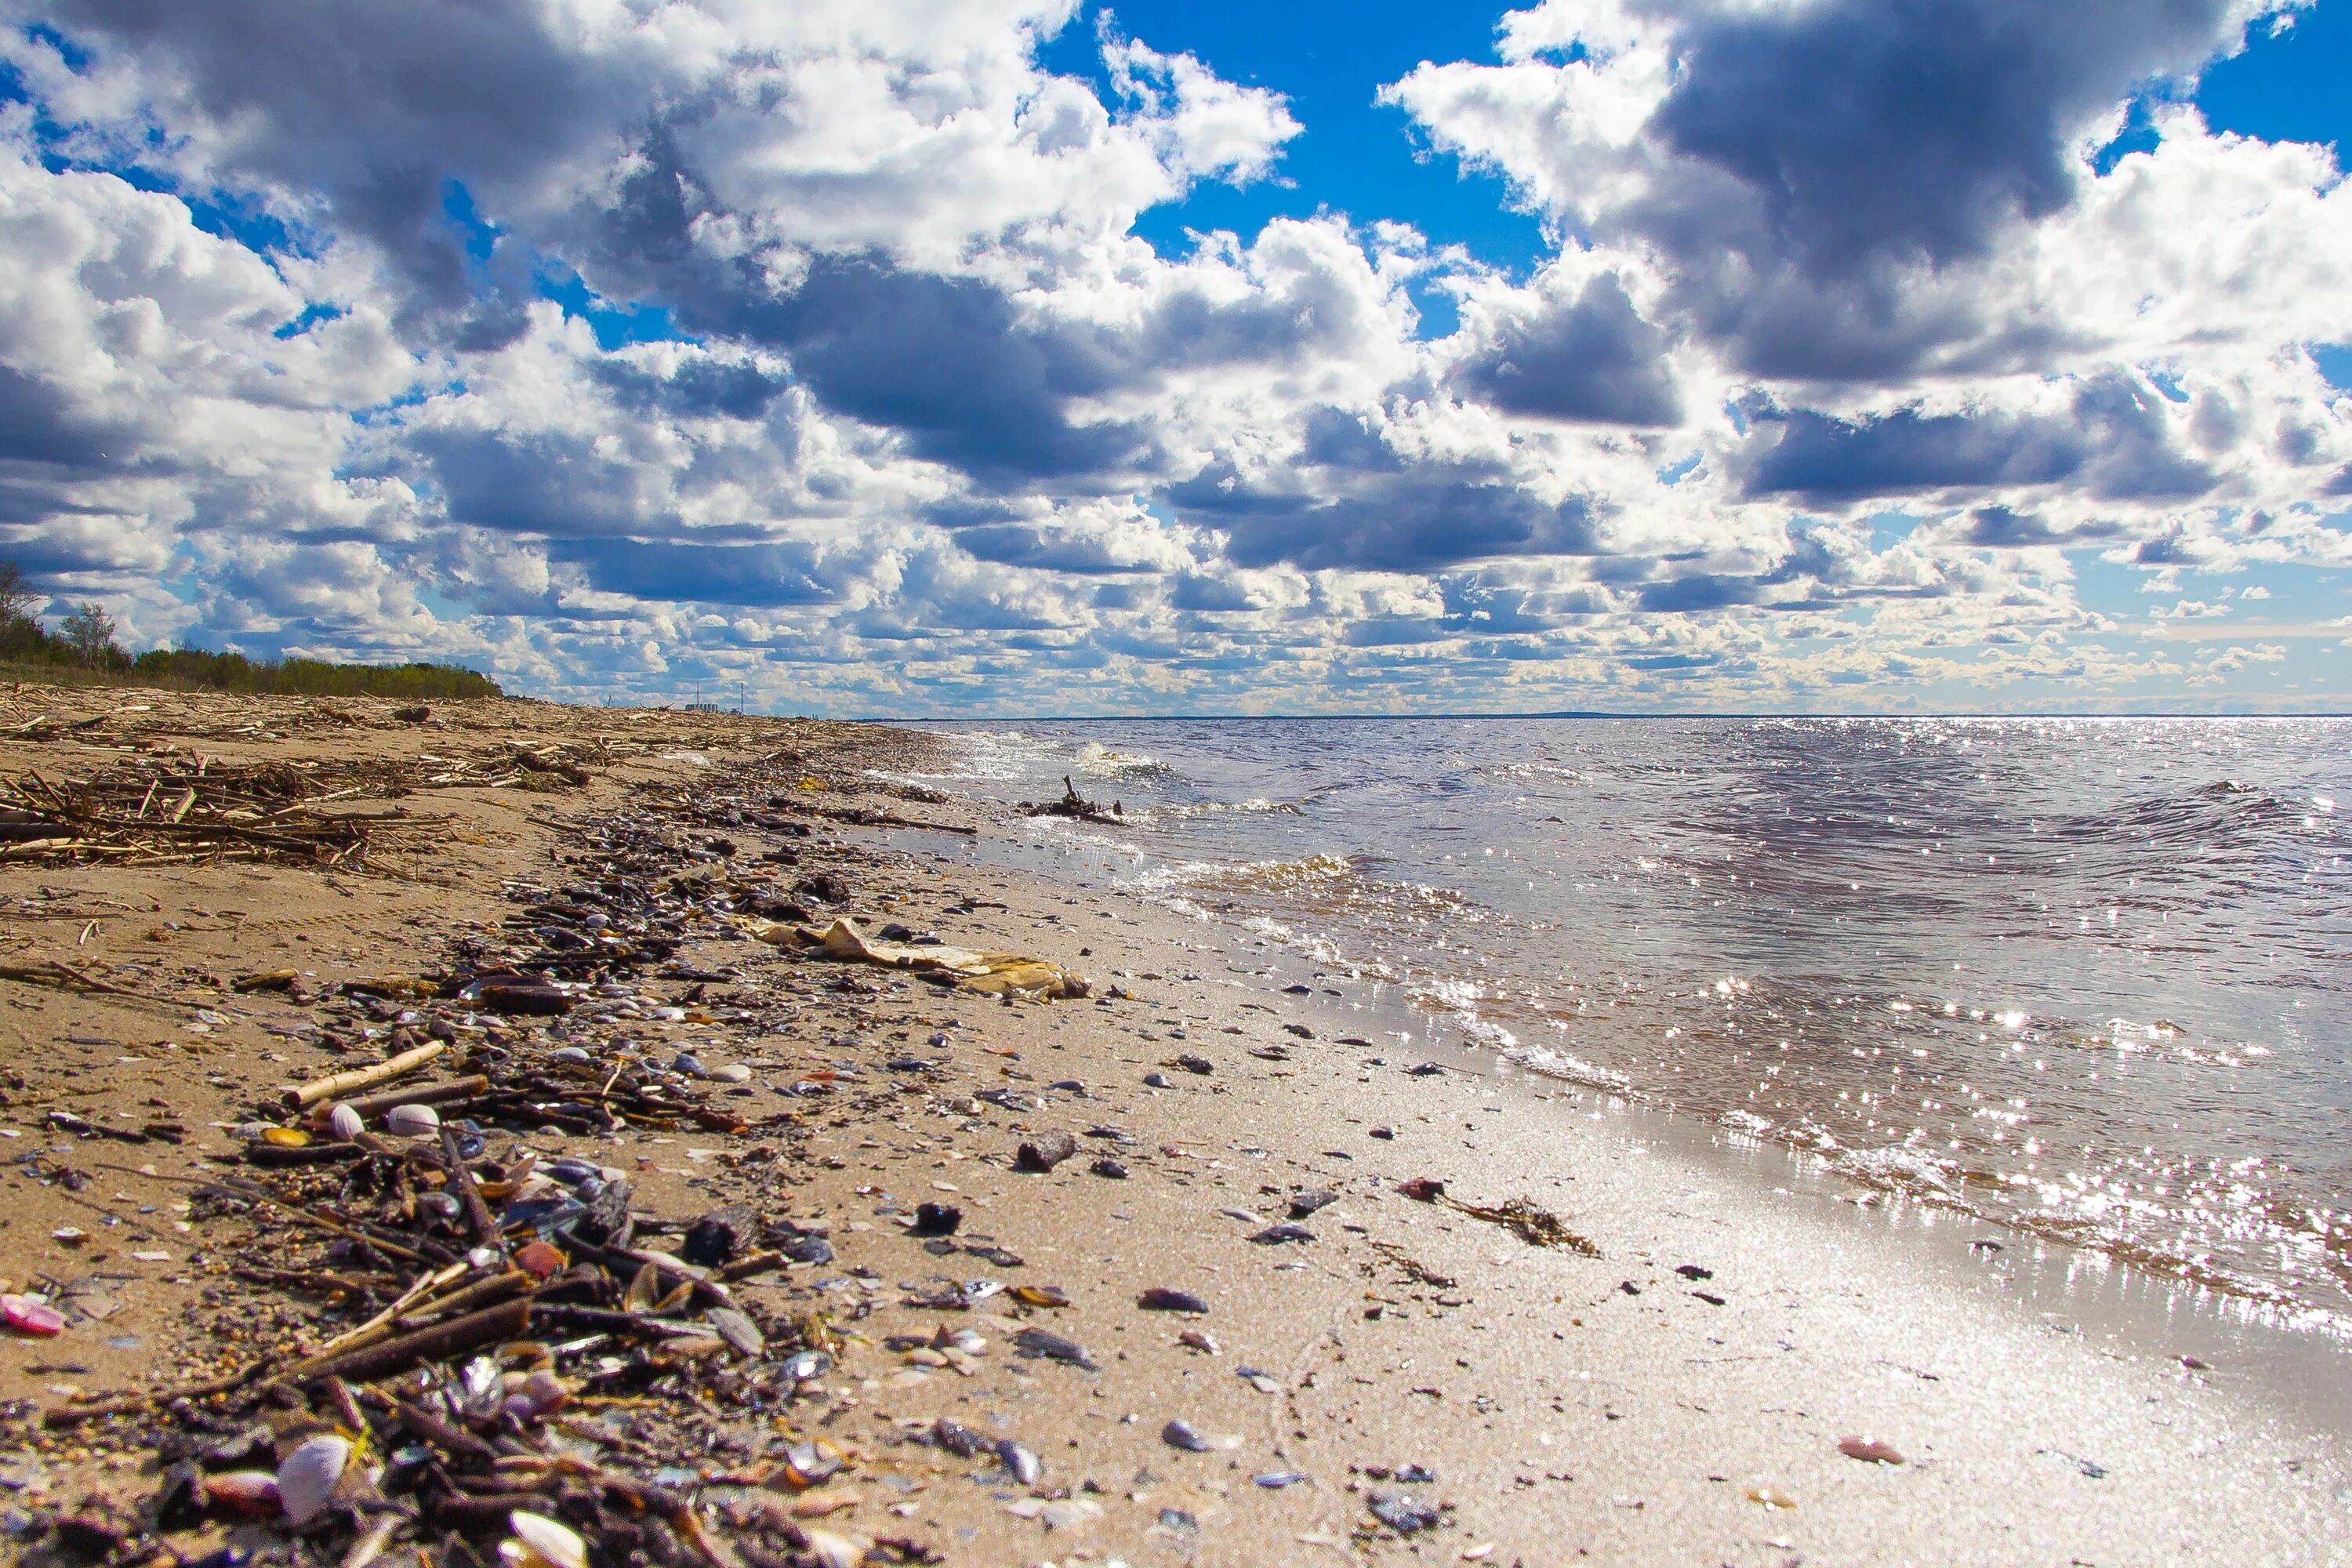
[920,717,2351,1326]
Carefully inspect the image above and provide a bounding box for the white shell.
[275,1433,350,1523]
[327,1104,365,1141]
[803,1527,869,1568]
[384,1103,441,1138]
[504,1510,589,1568]
[710,1063,753,1083]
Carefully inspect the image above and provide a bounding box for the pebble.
[1161,1419,1211,1452]
[1137,1287,1209,1313]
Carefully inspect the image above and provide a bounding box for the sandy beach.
[0,684,2344,1568]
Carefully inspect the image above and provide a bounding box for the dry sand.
[0,684,2343,1567]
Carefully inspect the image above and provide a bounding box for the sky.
[0,0,2347,716]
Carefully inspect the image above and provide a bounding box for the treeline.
[1,560,502,699]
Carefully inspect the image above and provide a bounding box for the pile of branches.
[31,1115,914,1568]
[0,759,439,873]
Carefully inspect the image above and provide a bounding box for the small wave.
[1504,1044,1630,1091]
[1829,1145,1958,1196]
[1152,797,1301,819]
[1076,740,1176,778]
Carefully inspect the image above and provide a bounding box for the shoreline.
[0,685,2344,1566]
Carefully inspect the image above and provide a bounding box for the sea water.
[906,716,2350,1330]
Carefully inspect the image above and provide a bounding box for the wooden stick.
[42,1369,253,1428]
[310,1074,488,1127]
[293,1298,531,1384]
[440,1125,503,1254]
[285,1039,448,1109]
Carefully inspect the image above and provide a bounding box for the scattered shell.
[783,1440,844,1487]
[1178,1328,1220,1356]
[1744,1485,1798,1510]
[502,1369,570,1421]
[2,1294,66,1337]
[1089,1156,1128,1178]
[912,1202,962,1236]
[502,1511,588,1568]
[708,1306,766,1357]
[327,1104,365,1142]
[260,1127,311,1149]
[1254,1471,1308,1489]
[710,1063,753,1083]
[512,1240,567,1279]
[1011,1284,1070,1308]
[997,1439,1043,1486]
[1161,1419,1211,1452]
[50,1226,87,1246]
[673,1052,709,1077]
[801,1526,869,1568]
[1369,1492,1442,1534]
[384,1103,441,1138]
[1838,1436,1904,1465]
[1014,1327,1098,1370]
[201,1469,283,1516]
[782,1349,833,1383]
[1250,1222,1315,1245]
[275,1433,351,1524]
[1138,1287,1209,1313]
[1289,1189,1339,1218]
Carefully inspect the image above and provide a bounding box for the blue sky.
[0,0,2347,713]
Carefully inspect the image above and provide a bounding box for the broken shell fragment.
[1161,1418,1212,1452]
[1838,1436,1904,1465]
[501,1510,589,1568]
[996,1439,1042,1486]
[274,1433,351,1524]
[1137,1287,1209,1313]
[2,1294,66,1337]
[201,1469,282,1516]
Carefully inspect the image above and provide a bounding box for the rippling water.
[908,717,2351,1327]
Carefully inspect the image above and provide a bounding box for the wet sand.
[0,686,2344,1566]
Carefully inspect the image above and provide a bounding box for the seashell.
[1161,1418,1211,1453]
[1838,1436,1904,1465]
[512,1240,567,1280]
[385,1103,441,1138]
[672,1051,708,1076]
[996,1439,1042,1486]
[502,1369,571,1421]
[327,1104,365,1142]
[50,1226,86,1245]
[1138,1287,1209,1313]
[782,1440,844,1487]
[2,1294,66,1337]
[801,1526,869,1568]
[502,1510,588,1568]
[261,1127,311,1149]
[418,1192,461,1220]
[548,1046,592,1065]
[275,1433,350,1524]
[201,1468,283,1515]
[710,1063,753,1083]
[782,1349,832,1383]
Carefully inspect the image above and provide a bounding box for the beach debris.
[1019,776,1124,826]
[1369,1126,1396,1140]
[1172,1053,1214,1075]
[1089,1156,1129,1178]
[1180,1328,1221,1355]
[913,1201,963,1236]
[1744,1485,1799,1510]
[1250,1222,1316,1245]
[383,1102,441,1138]
[2,1294,65,1337]
[680,1204,755,1267]
[1290,1189,1340,1218]
[1254,1471,1308,1489]
[1014,1327,1098,1369]
[1143,1071,1173,1088]
[1137,1287,1210,1313]
[1015,1130,1079,1171]
[1368,1491,1444,1534]
[1012,1284,1072,1308]
[1398,1177,1599,1255]
[274,1434,351,1525]
[2040,1448,2109,1479]
[754,916,1091,1000]
[1675,1263,1712,1279]
[996,1439,1044,1486]
[503,1512,589,1568]
[1838,1436,1905,1465]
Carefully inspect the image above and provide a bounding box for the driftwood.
[285,1039,448,1109]
[1018,775,1125,826]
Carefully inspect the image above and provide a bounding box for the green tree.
[59,601,119,666]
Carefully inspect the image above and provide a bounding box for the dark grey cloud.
[1217,479,1602,573]
[44,0,637,334]
[953,524,1160,575]
[1959,506,2125,547]
[1743,376,2213,504]
[407,427,662,539]
[550,539,831,608]
[1645,0,2248,278]
[1456,274,1682,426]
[1615,0,2260,380]
[588,356,791,423]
